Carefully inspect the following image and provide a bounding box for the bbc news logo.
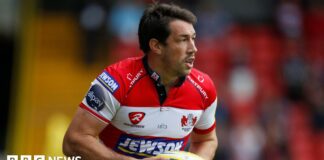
[7,155,81,160]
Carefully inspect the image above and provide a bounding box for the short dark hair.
[138,3,197,54]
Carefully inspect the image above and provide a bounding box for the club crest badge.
[181,113,197,132]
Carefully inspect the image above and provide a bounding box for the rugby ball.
[155,151,205,160]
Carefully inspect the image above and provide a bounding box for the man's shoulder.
[187,68,217,102]
[108,56,143,69]
[189,68,214,87]
[104,56,144,74]
[101,56,146,91]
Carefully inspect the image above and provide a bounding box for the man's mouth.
[185,57,195,68]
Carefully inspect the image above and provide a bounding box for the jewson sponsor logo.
[97,71,119,93]
[115,135,183,158]
[6,155,81,160]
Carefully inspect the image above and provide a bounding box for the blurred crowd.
[75,0,324,160]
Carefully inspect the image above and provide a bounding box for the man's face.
[160,20,197,77]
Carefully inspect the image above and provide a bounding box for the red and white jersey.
[80,56,217,159]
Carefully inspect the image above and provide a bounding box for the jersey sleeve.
[79,67,124,124]
[193,98,217,134]
[193,74,217,134]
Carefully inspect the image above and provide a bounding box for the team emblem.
[181,113,197,132]
[128,112,145,124]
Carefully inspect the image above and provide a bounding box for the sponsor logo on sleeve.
[97,71,119,93]
[115,135,184,158]
[86,84,105,111]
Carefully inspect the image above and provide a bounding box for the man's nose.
[189,39,198,53]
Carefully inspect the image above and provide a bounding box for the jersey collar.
[142,55,185,87]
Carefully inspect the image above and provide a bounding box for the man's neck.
[147,55,178,87]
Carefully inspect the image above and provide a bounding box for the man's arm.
[63,108,136,160]
[189,129,218,160]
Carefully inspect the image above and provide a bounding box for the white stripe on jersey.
[82,79,217,139]
[111,106,203,138]
[194,98,217,130]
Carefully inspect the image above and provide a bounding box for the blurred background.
[1,0,323,159]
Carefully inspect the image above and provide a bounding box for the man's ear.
[149,38,162,55]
